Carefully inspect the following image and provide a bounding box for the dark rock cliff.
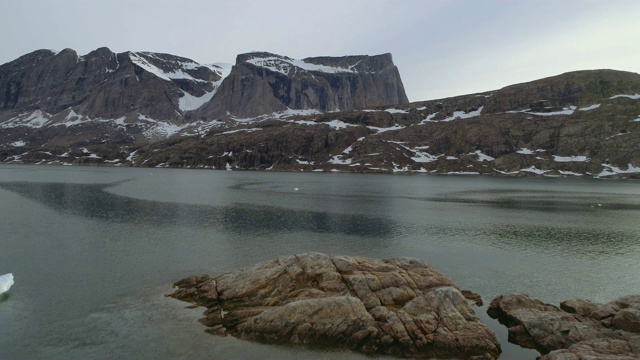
[195,52,409,119]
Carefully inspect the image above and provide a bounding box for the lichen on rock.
[487,294,640,359]
[169,252,501,359]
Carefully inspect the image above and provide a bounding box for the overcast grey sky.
[2,0,639,101]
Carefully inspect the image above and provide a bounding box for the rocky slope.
[169,252,501,359]
[0,48,407,148]
[102,70,640,178]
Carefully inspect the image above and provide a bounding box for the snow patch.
[553,155,589,162]
[246,56,359,75]
[517,148,535,155]
[385,108,408,114]
[520,166,548,175]
[558,170,583,176]
[471,150,495,162]
[598,163,640,177]
[10,140,26,147]
[610,94,640,100]
[178,89,216,112]
[324,120,357,130]
[421,107,483,123]
[328,154,352,165]
[367,124,405,133]
[578,104,600,111]
[0,110,51,129]
[218,128,263,135]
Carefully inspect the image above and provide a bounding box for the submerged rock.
[487,294,640,359]
[169,252,501,359]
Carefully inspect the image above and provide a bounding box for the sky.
[1,0,639,102]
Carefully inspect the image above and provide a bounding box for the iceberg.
[0,273,14,295]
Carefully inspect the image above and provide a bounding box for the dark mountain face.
[1,47,639,178]
[194,52,409,119]
[0,48,408,147]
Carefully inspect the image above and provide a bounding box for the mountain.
[0,48,407,147]
[1,47,639,178]
[112,69,640,178]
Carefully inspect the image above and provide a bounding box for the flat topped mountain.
[194,51,408,119]
[0,47,407,147]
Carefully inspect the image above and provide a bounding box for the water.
[0,165,639,359]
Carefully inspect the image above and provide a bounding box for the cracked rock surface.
[487,294,640,359]
[169,252,500,359]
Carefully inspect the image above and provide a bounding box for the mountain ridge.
[1,47,639,178]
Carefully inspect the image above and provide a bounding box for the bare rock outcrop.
[169,253,501,359]
[487,294,640,359]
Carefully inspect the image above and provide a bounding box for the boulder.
[487,294,640,359]
[169,252,501,359]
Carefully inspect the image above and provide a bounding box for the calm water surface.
[1,165,639,359]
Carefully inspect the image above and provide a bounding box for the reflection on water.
[0,181,397,238]
[420,188,640,212]
[1,167,640,360]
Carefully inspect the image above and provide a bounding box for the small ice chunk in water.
[0,273,14,295]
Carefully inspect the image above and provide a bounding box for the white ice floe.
[553,155,589,162]
[610,94,640,100]
[597,163,640,177]
[447,171,480,175]
[0,273,13,295]
[578,104,601,111]
[517,148,535,155]
[470,150,494,162]
[225,162,232,171]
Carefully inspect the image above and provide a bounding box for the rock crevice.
[169,252,500,359]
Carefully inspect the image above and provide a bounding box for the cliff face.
[0,48,223,121]
[0,48,408,147]
[195,52,409,119]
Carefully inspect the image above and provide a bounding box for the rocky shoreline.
[169,253,500,359]
[169,253,640,359]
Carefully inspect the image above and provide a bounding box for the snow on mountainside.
[2,48,640,178]
[0,48,408,148]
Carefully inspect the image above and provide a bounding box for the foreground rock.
[487,294,640,359]
[169,253,500,359]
